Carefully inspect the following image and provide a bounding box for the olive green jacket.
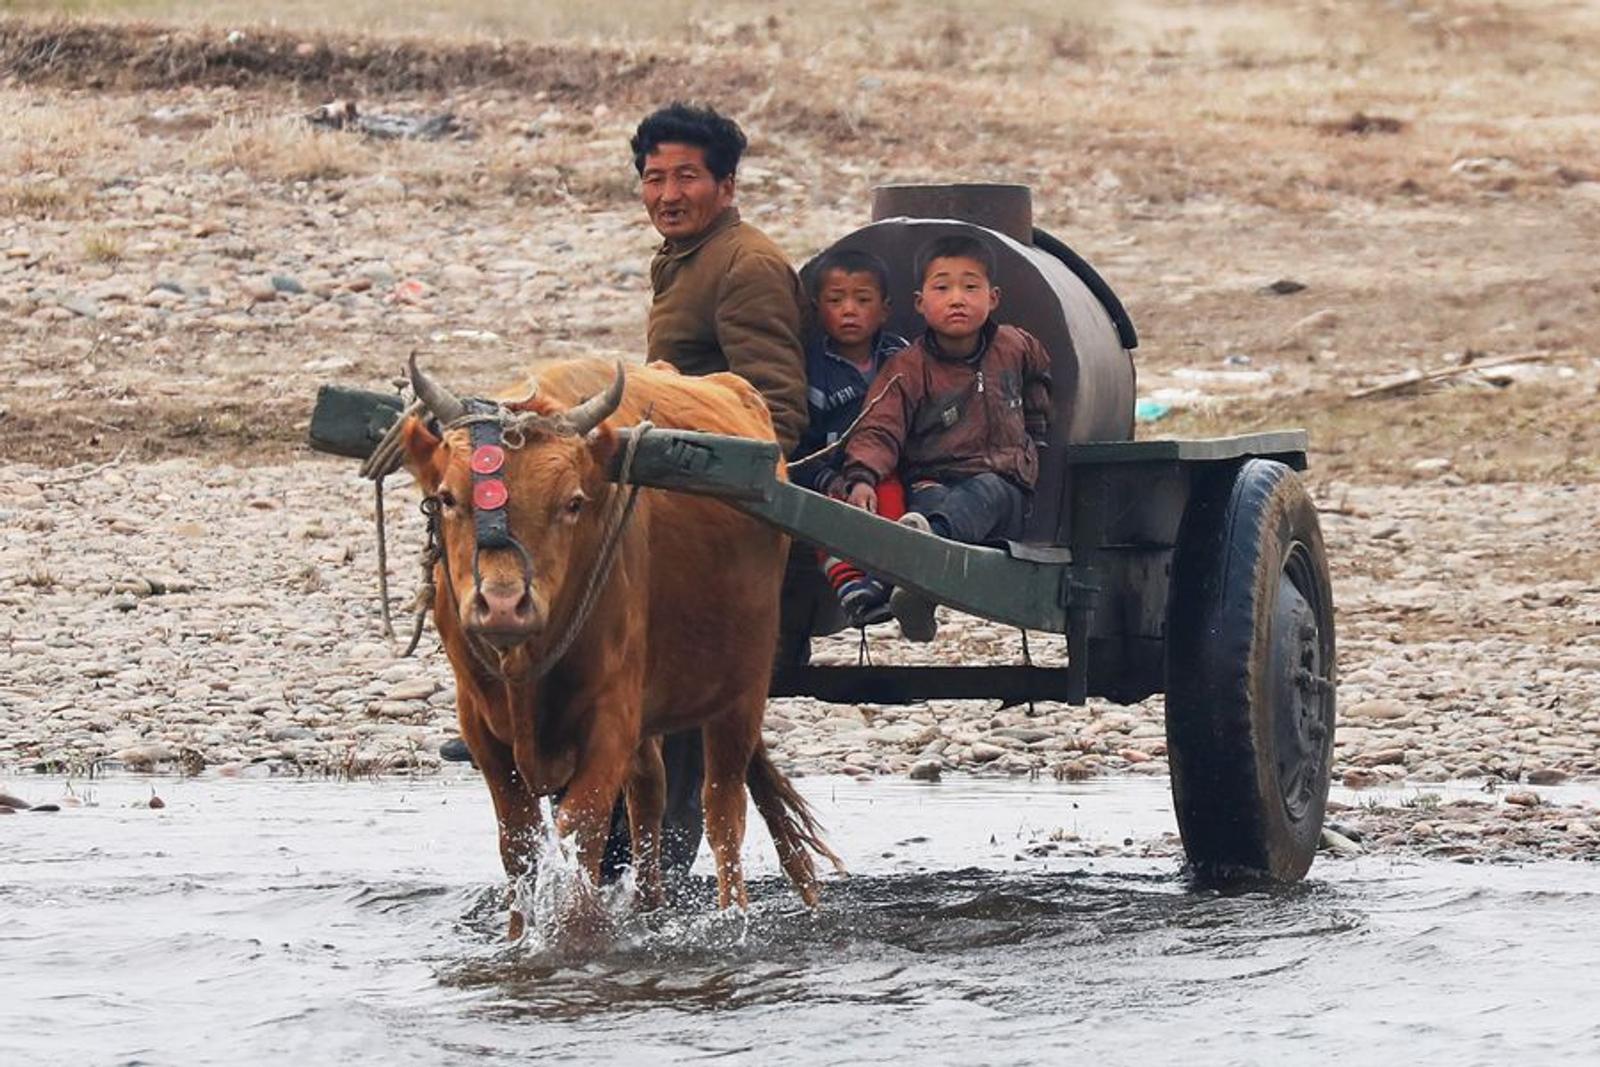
[647,207,808,452]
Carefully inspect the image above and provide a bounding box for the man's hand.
[846,482,878,513]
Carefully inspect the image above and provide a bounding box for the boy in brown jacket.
[840,233,1052,640]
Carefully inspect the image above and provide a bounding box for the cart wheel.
[1165,459,1336,883]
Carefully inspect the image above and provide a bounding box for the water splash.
[508,798,640,954]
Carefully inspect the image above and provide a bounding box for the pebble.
[1320,827,1364,857]
[243,277,279,303]
[1345,699,1408,721]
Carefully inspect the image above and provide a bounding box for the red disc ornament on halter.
[472,478,508,511]
[469,444,506,475]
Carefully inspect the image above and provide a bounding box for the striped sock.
[824,556,865,595]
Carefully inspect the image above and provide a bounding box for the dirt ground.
[2,3,1598,808]
[3,2,1599,475]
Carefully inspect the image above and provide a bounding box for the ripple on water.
[5,775,1600,1066]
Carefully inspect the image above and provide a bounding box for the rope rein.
[524,420,649,681]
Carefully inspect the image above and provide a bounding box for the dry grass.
[1,176,85,217]
[80,228,123,262]
[188,117,370,182]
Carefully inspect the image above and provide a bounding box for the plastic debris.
[306,100,469,141]
[1134,398,1171,423]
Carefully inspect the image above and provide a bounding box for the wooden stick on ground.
[1347,352,1553,400]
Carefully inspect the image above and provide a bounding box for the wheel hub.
[1269,546,1333,823]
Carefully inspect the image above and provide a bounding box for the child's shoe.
[889,512,940,641]
[839,576,893,627]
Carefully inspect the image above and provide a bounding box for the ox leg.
[624,738,668,910]
[701,719,759,910]
[460,709,542,941]
[552,730,635,900]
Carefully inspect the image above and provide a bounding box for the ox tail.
[746,743,846,905]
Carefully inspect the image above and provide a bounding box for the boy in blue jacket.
[790,248,907,625]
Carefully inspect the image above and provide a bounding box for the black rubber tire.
[1165,459,1336,883]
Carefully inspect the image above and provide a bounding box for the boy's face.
[640,142,735,242]
[816,269,890,350]
[915,256,1000,341]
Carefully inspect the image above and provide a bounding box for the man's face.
[914,256,1000,341]
[640,143,735,241]
[816,269,890,352]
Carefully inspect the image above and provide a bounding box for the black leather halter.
[452,399,535,593]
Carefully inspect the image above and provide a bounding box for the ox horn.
[561,361,626,436]
[408,352,467,427]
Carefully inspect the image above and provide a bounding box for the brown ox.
[400,356,839,933]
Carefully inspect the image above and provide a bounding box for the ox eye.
[564,492,586,517]
[437,489,458,509]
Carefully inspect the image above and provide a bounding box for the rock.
[874,723,934,746]
[1342,768,1379,788]
[243,277,279,303]
[1526,767,1568,785]
[0,793,32,810]
[1320,827,1364,857]
[1345,699,1408,721]
[387,679,439,702]
[270,274,305,295]
[1411,457,1452,475]
[439,264,482,288]
[1504,790,1541,807]
[1054,758,1094,781]
[968,742,1006,763]
[59,295,101,318]
[142,287,184,308]
[114,742,175,770]
[1260,278,1307,296]
[1355,747,1408,767]
[908,758,942,782]
[991,726,1052,744]
[391,278,430,305]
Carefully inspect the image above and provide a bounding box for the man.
[626,102,810,882]
[635,102,808,451]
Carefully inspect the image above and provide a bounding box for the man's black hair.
[808,248,893,302]
[914,233,997,286]
[630,102,748,181]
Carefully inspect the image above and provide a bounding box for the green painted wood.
[1064,431,1308,468]
[613,428,1074,633]
[307,385,403,459]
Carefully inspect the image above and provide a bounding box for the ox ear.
[399,415,445,491]
[584,421,620,474]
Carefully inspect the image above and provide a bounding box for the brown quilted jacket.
[647,207,808,451]
[841,322,1052,491]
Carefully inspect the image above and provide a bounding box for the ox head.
[400,357,626,651]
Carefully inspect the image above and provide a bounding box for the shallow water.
[5,772,1598,1067]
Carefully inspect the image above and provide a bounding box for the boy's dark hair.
[630,102,748,180]
[914,234,997,286]
[808,248,892,302]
